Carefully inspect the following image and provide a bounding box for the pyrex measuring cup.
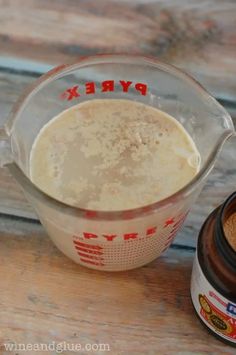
[0,55,234,271]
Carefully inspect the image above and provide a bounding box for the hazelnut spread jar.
[191,192,236,346]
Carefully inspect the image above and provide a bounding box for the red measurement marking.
[146,226,157,236]
[164,217,175,228]
[103,234,117,241]
[73,240,103,250]
[80,258,104,267]
[75,246,103,255]
[83,232,98,239]
[78,252,104,261]
[124,233,138,240]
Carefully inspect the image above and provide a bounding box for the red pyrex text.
[73,213,187,243]
[61,80,148,101]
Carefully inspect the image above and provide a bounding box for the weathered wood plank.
[0,69,235,248]
[0,217,234,354]
[0,0,236,99]
[0,70,36,125]
[0,71,36,217]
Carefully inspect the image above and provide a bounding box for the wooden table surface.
[0,1,236,354]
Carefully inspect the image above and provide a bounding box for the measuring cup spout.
[193,91,235,181]
[219,128,235,149]
[216,110,235,154]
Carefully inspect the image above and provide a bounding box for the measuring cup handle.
[0,126,13,167]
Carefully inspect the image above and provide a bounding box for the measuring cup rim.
[5,54,235,221]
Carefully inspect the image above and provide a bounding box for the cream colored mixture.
[224,213,236,251]
[30,99,200,210]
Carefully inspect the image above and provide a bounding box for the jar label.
[191,254,236,343]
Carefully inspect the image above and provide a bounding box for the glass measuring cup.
[0,54,234,271]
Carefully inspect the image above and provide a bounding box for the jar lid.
[215,192,236,271]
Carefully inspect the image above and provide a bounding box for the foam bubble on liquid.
[188,153,201,169]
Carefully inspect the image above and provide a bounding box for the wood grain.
[0,216,234,354]
[0,2,235,353]
[0,0,236,99]
[0,69,235,248]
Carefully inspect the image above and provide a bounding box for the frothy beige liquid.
[30,99,200,210]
